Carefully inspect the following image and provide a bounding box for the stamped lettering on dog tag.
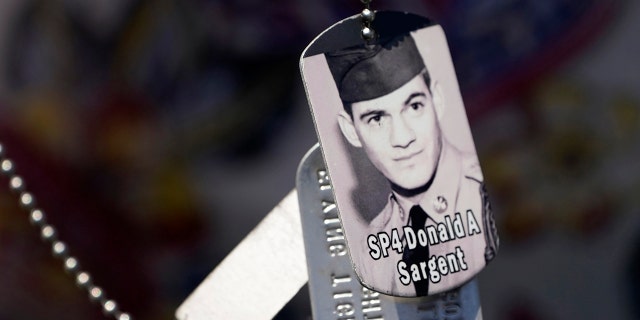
[297,144,483,319]
[300,11,498,297]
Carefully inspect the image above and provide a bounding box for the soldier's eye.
[368,115,382,125]
[407,102,425,116]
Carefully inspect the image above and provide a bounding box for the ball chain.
[360,0,376,41]
[0,143,132,320]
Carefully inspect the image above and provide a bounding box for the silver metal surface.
[297,144,483,319]
[175,189,307,320]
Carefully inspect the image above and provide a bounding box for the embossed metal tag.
[300,12,498,297]
[297,144,483,319]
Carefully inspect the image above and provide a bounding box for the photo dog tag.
[297,144,483,319]
[300,11,498,297]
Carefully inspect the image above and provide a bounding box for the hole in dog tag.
[296,144,483,319]
[300,12,498,297]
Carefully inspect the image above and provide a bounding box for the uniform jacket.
[353,141,496,296]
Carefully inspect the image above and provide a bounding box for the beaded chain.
[0,3,377,318]
[0,143,132,320]
[360,0,376,40]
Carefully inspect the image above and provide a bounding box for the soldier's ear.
[337,111,362,148]
[430,80,445,121]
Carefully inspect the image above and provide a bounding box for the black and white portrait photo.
[301,20,498,297]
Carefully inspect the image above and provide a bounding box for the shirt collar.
[391,142,462,225]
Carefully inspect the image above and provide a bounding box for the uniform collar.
[391,141,462,225]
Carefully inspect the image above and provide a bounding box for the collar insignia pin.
[434,195,447,213]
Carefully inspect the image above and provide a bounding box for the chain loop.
[360,0,376,41]
[0,142,133,320]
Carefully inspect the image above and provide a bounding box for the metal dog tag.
[297,144,482,319]
[176,190,307,320]
[300,12,498,297]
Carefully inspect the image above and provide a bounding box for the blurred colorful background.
[0,0,638,319]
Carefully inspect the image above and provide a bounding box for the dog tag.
[175,190,307,320]
[297,144,482,319]
[300,12,498,297]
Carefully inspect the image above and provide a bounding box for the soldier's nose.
[390,117,415,148]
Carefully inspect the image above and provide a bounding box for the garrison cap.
[326,34,425,104]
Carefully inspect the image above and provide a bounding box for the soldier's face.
[347,74,442,190]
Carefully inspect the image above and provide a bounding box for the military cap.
[326,34,426,104]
